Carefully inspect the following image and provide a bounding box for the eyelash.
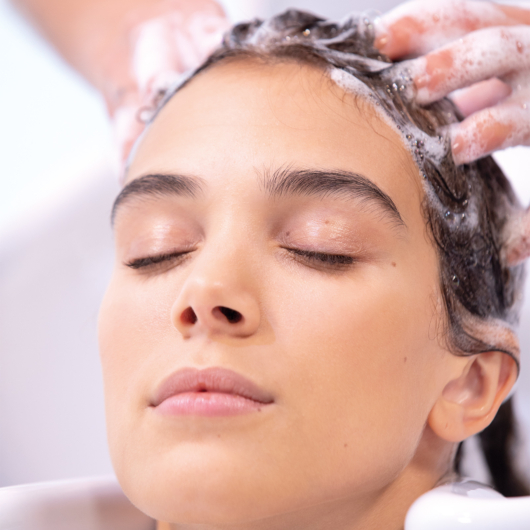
[125,248,355,272]
[125,251,189,270]
[285,248,355,268]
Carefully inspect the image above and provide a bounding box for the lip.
[150,367,274,416]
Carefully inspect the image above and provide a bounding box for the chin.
[115,449,296,525]
[125,482,289,526]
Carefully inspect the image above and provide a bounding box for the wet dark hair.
[155,9,528,496]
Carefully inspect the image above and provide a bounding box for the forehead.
[127,59,420,205]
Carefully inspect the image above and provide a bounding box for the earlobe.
[428,352,518,443]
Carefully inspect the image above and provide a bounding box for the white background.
[1,0,529,487]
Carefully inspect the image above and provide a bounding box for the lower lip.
[154,392,270,416]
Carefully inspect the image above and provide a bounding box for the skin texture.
[99,60,516,530]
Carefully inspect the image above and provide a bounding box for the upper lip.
[150,367,274,407]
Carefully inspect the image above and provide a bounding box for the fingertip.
[451,140,481,166]
[452,146,465,166]
[373,16,397,57]
[374,31,400,59]
[374,34,389,52]
[450,128,469,165]
[375,13,427,59]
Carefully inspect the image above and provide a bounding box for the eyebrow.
[112,168,405,228]
[261,167,405,228]
[111,173,204,224]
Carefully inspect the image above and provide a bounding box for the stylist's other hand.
[374,0,530,165]
[101,0,229,169]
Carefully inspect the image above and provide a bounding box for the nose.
[171,274,261,339]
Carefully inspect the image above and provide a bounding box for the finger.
[402,25,530,105]
[128,3,228,84]
[450,99,530,165]
[171,24,205,72]
[504,208,530,267]
[184,10,230,61]
[132,17,177,94]
[375,0,528,59]
[450,78,512,117]
[115,10,228,181]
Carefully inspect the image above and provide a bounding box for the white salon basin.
[405,479,530,530]
[0,476,153,530]
[1,476,530,530]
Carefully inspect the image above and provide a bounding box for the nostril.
[218,306,243,324]
[181,307,198,325]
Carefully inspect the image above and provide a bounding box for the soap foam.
[379,0,511,56]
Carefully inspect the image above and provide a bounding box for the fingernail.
[451,134,466,165]
[452,131,465,154]
[412,69,434,105]
[372,13,389,49]
[374,34,389,51]
[415,74,430,90]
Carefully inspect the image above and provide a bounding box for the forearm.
[11,0,227,90]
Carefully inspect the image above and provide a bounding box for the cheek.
[99,272,177,369]
[265,265,442,491]
[98,274,177,458]
[97,246,447,518]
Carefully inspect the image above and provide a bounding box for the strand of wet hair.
[479,396,530,496]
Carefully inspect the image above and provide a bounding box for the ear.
[428,351,518,442]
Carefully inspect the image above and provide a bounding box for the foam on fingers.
[407,25,530,105]
[375,0,513,58]
[451,100,530,165]
[117,6,229,179]
[450,78,512,118]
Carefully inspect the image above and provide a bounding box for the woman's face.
[99,60,456,526]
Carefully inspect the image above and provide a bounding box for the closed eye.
[126,248,355,273]
[285,248,355,268]
[125,250,190,271]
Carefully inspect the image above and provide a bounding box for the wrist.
[76,0,228,95]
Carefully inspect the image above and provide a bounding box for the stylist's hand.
[374,0,530,165]
[99,0,229,168]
